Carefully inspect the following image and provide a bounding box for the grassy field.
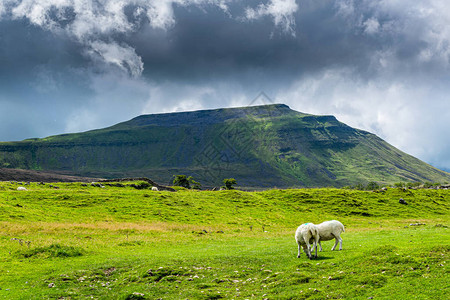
[0,181,448,299]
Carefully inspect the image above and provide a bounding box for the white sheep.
[314,220,345,251]
[16,187,27,191]
[295,223,320,259]
[151,186,159,191]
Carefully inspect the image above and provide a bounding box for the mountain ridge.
[0,104,449,188]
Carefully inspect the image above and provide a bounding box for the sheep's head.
[302,244,312,259]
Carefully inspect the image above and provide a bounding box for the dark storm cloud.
[1,0,448,82]
[126,0,446,86]
[0,19,92,141]
[130,3,330,81]
[123,3,298,82]
[1,0,397,85]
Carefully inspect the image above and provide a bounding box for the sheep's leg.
[310,238,316,253]
[313,236,319,258]
[331,240,338,250]
[331,233,338,251]
[318,241,323,252]
[330,234,343,251]
[297,242,302,258]
[337,235,343,250]
[305,241,312,259]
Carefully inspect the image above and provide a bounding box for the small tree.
[173,175,201,189]
[190,177,202,190]
[353,183,365,190]
[366,181,380,190]
[173,175,190,188]
[223,178,237,190]
[394,182,405,188]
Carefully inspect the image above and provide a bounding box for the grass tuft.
[18,243,83,259]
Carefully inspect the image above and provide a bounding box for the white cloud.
[65,108,98,134]
[335,0,450,68]
[391,1,450,64]
[363,17,379,34]
[0,1,9,17]
[142,82,217,115]
[245,0,298,35]
[1,1,194,76]
[277,67,450,170]
[7,0,146,76]
[146,0,176,30]
[88,41,144,77]
[334,0,355,17]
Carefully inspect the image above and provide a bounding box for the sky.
[0,0,449,172]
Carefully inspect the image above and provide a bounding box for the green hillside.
[0,104,449,187]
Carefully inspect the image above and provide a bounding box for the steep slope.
[0,168,101,182]
[0,104,449,187]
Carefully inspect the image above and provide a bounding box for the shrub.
[406,182,421,188]
[366,181,380,190]
[423,182,440,188]
[353,183,365,190]
[223,178,237,190]
[172,175,201,189]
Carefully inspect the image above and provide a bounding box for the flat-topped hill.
[1,104,449,187]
